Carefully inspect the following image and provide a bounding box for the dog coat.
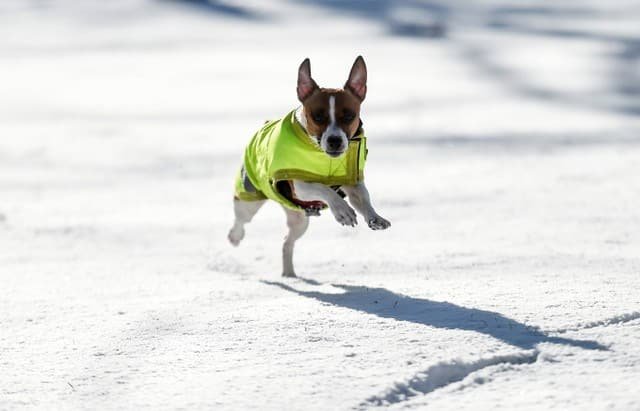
[234,109,367,211]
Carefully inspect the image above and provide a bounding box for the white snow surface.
[2,0,640,409]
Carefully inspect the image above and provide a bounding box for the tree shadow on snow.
[304,1,640,116]
[161,0,264,20]
[298,0,448,38]
[262,280,607,351]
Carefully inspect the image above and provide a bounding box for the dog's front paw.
[331,201,357,227]
[368,215,391,230]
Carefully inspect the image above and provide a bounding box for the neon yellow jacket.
[235,109,367,211]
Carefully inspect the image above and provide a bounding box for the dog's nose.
[327,135,342,151]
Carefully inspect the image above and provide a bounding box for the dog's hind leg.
[282,207,309,277]
[228,198,265,246]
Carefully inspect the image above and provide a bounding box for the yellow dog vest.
[235,109,367,211]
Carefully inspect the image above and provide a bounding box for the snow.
[1,0,640,409]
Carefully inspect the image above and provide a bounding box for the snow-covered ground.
[2,0,640,409]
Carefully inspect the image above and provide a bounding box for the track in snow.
[552,311,640,333]
[360,350,540,408]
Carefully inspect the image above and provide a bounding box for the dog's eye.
[312,112,326,123]
[342,112,355,123]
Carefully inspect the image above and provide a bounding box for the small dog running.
[228,56,390,277]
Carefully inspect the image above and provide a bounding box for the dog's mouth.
[325,150,345,158]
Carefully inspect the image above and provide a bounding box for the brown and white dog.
[228,56,390,276]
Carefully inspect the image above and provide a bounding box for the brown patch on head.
[301,88,362,139]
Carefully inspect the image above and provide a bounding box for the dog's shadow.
[262,279,607,351]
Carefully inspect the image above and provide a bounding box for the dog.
[228,56,390,277]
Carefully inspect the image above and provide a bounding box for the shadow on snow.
[301,0,640,116]
[263,280,607,351]
[160,0,265,20]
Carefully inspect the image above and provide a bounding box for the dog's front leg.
[292,181,357,226]
[342,182,391,230]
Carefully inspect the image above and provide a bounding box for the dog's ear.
[297,58,318,102]
[345,56,367,101]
